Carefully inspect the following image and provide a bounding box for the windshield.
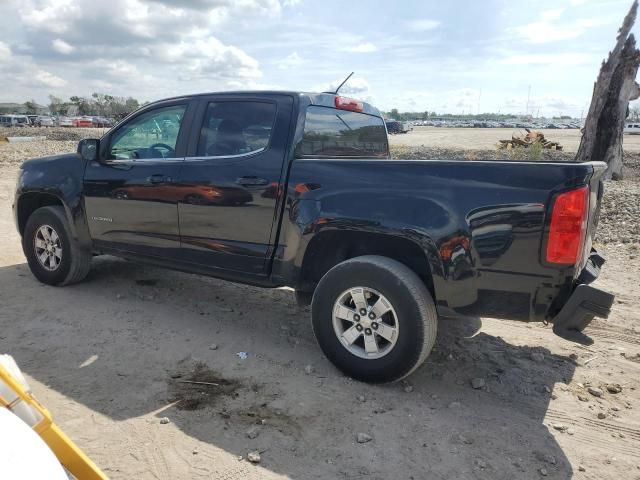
[297,105,389,158]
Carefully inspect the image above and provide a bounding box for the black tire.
[22,206,91,286]
[311,255,437,383]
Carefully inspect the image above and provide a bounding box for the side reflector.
[334,96,364,112]
[546,186,589,265]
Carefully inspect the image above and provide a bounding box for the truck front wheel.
[22,206,92,286]
[311,255,437,383]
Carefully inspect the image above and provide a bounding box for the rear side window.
[196,101,277,157]
[297,106,389,158]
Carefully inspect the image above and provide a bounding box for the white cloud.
[52,38,75,54]
[406,19,439,32]
[514,9,602,44]
[345,42,377,53]
[276,51,303,69]
[501,53,593,66]
[31,70,68,88]
[0,42,11,61]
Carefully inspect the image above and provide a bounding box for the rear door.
[83,100,195,258]
[177,94,293,275]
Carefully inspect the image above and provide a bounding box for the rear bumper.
[551,251,614,341]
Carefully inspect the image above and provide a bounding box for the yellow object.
[0,359,108,480]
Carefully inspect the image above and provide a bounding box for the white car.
[624,123,640,134]
[57,116,73,127]
[36,116,55,127]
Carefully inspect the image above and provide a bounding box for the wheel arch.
[17,192,66,236]
[297,229,440,300]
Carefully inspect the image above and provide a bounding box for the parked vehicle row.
[0,114,114,128]
[409,119,582,129]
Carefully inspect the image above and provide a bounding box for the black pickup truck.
[13,91,614,382]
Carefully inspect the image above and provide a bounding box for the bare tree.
[575,0,640,179]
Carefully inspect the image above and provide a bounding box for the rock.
[448,401,462,409]
[246,427,259,439]
[209,343,218,350]
[356,433,373,444]
[606,384,622,394]
[612,406,621,411]
[470,378,485,389]
[540,467,548,476]
[597,412,607,419]
[357,395,366,402]
[578,465,586,472]
[159,417,170,425]
[457,434,474,445]
[531,352,545,362]
[577,394,589,402]
[404,384,414,393]
[543,385,551,393]
[116,294,123,300]
[304,365,315,375]
[588,387,604,398]
[551,423,568,432]
[474,459,487,469]
[247,451,261,463]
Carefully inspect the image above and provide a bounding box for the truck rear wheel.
[22,206,91,286]
[311,255,437,383]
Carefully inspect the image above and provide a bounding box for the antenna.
[333,72,354,94]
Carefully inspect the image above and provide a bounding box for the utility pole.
[477,89,482,115]
[525,85,531,116]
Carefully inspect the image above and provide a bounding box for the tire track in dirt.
[546,409,640,458]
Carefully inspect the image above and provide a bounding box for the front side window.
[297,106,389,158]
[196,101,277,157]
[108,104,187,160]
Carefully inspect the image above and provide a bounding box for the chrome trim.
[104,157,184,165]
[184,147,266,162]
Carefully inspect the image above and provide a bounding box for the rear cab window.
[296,105,389,158]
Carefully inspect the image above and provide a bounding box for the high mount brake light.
[334,96,364,112]
[546,186,589,265]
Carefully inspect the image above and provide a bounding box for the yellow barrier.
[0,360,108,480]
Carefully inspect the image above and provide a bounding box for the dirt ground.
[1,133,639,480]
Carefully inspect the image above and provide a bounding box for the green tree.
[389,108,399,120]
[48,95,63,115]
[24,99,38,114]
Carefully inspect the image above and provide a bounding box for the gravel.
[0,126,107,142]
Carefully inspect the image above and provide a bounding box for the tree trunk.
[575,0,640,180]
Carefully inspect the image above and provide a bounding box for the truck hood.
[21,152,82,170]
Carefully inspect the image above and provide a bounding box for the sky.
[0,0,637,117]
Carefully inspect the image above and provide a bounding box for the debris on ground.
[498,129,563,150]
[471,378,486,389]
[236,352,248,360]
[159,417,170,424]
[247,451,261,463]
[588,386,605,398]
[356,433,373,444]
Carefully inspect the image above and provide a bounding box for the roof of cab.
[145,90,383,118]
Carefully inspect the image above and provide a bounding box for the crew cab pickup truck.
[13,91,614,383]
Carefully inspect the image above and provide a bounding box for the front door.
[83,102,192,258]
[177,95,293,274]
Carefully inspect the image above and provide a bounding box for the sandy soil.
[0,138,639,480]
[389,127,640,153]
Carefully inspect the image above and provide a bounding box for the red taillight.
[546,186,589,265]
[334,96,364,112]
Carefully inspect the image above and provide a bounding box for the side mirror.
[78,138,99,162]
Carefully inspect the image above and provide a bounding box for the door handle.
[236,176,268,186]
[148,174,171,184]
